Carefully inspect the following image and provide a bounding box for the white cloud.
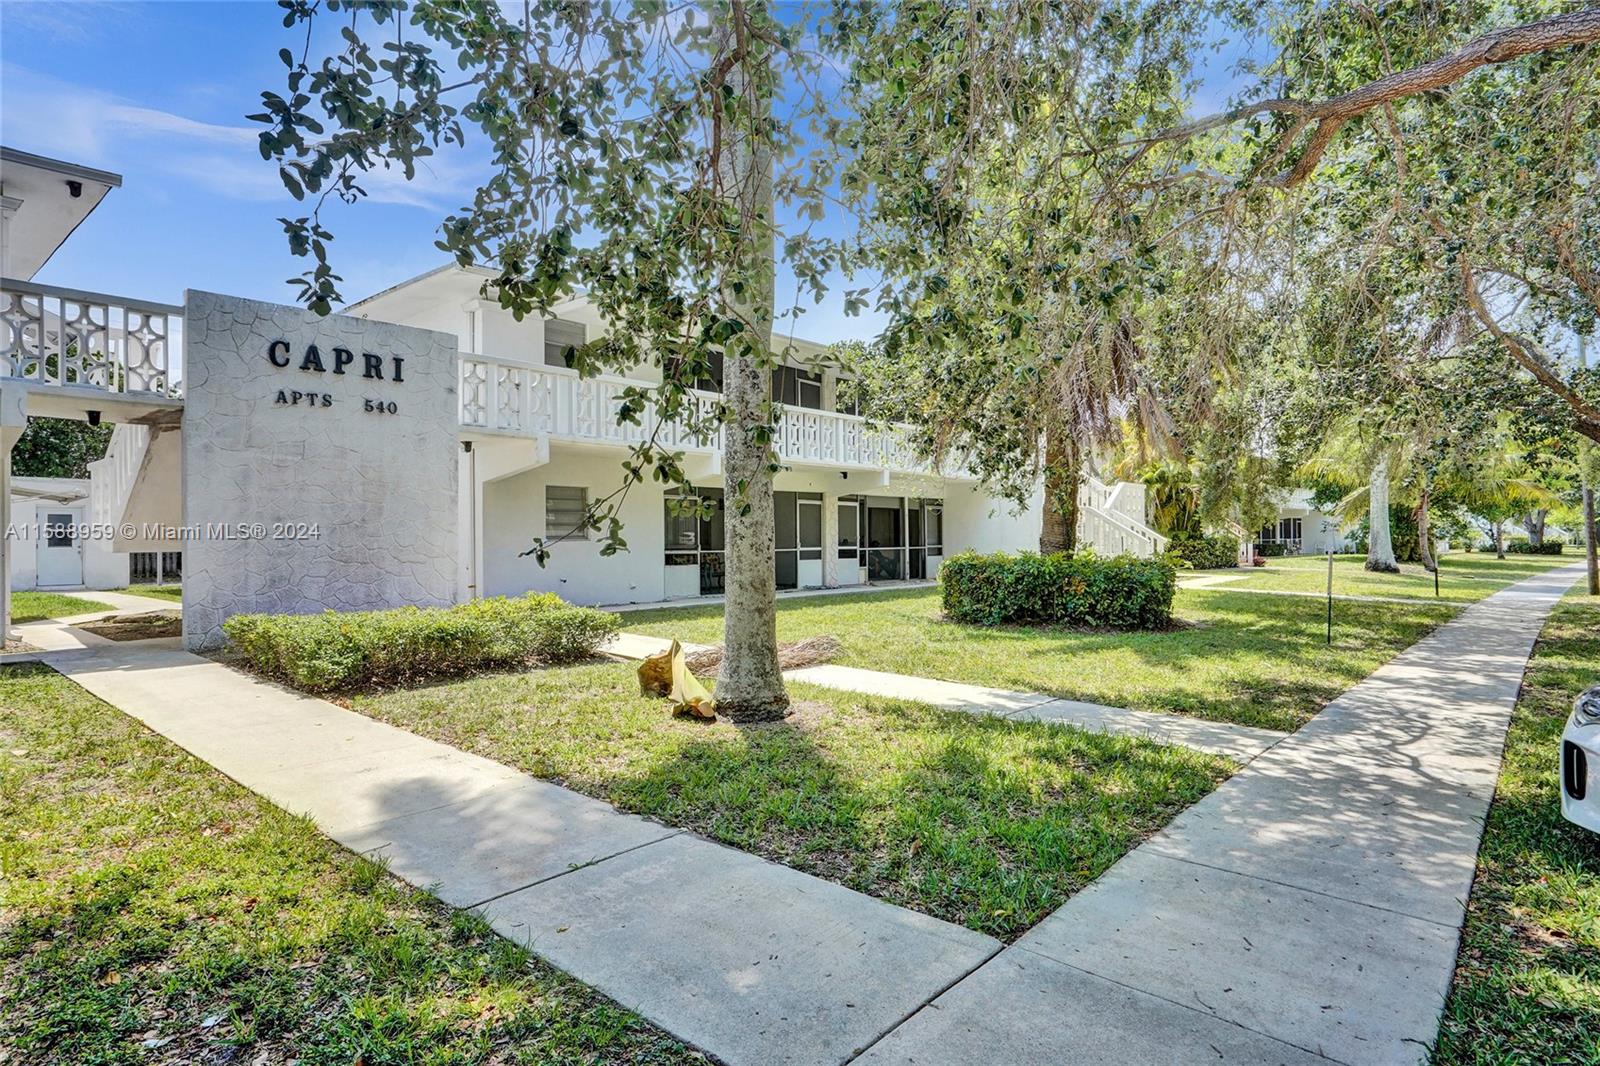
[0,64,481,211]
[103,102,256,147]
[0,1,132,43]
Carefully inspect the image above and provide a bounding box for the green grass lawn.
[618,586,1460,732]
[352,661,1232,940]
[1434,601,1600,1065]
[107,584,183,603]
[1188,551,1575,604]
[9,591,112,624]
[0,664,695,1066]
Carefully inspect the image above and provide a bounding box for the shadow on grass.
[352,664,1230,940]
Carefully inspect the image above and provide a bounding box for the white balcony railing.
[459,351,952,477]
[1,278,182,396]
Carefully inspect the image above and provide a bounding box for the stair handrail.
[88,423,148,528]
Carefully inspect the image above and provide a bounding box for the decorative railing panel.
[0,278,182,395]
[458,352,951,477]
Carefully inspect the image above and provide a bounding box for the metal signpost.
[1326,550,1334,645]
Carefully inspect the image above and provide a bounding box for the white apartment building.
[0,147,1165,646]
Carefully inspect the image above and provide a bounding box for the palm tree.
[1454,446,1561,559]
[1138,460,1202,538]
[1298,420,1408,572]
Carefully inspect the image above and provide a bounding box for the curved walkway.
[44,640,997,1066]
[32,563,1580,1065]
[857,563,1586,1065]
[603,635,1289,761]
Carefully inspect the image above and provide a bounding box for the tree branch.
[1551,222,1600,315]
[1459,256,1600,440]
[1136,8,1600,186]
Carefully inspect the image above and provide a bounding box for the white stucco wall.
[479,448,669,605]
[470,449,1022,606]
[7,490,128,590]
[180,291,459,648]
[1300,512,1348,554]
[942,481,1040,555]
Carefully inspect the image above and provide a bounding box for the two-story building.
[1,146,1165,645]
[344,266,1070,606]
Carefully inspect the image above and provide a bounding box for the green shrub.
[222,593,619,692]
[939,550,1177,629]
[1168,532,1239,569]
[1507,541,1564,555]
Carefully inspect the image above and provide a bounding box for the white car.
[1562,685,1600,834]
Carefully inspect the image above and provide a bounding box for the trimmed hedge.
[1255,540,1289,558]
[1507,541,1564,555]
[940,550,1177,629]
[223,593,619,692]
[1169,532,1239,570]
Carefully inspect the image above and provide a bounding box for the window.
[697,350,724,392]
[545,485,590,539]
[662,489,725,593]
[775,490,798,550]
[664,497,699,551]
[45,513,74,548]
[664,495,699,566]
[772,491,825,590]
[798,372,822,410]
[798,498,823,560]
[770,366,823,409]
[130,551,182,585]
[544,318,587,368]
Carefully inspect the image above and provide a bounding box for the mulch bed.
[75,611,183,641]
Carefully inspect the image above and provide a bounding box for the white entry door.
[37,508,84,587]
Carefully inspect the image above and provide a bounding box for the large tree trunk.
[1040,423,1080,554]
[1365,458,1400,573]
[1522,508,1547,547]
[1493,520,1507,559]
[1415,486,1435,573]
[712,13,787,722]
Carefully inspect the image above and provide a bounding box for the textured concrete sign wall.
[181,290,459,649]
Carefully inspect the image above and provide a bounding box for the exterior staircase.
[1077,475,1169,558]
[88,421,182,552]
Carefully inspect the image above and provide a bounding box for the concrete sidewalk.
[59,588,180,613]
[787,663,1287,762]
[46,642,997,1066]
[858,562,1585,1065]
[1181,581,1473,609]
[606,633,1288,761]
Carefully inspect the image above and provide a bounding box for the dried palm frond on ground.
[76,611,183,641]
[684,635,842,674]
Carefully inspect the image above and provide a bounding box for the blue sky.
[2,2,553,325]
[2,2,1260,344]
[0,0,890,341]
